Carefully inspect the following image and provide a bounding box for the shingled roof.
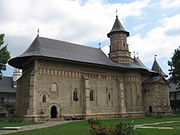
[133,57,152,72]
[9,36,153,73]
[107,15,129,37]
[0,76,16,93]
[143,76,167,84]
[151,59,167,77]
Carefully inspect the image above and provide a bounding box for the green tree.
[168,47,180,89]
[0,104,15,117]
[0,34,10,79]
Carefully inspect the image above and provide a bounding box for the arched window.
[108,93,111,100]
[90,90,94,101]
[42,94,46,102]
[73,88,78,101]
[51,83,58,91]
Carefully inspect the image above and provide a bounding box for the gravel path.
[1,120,179,135]
[135,121,179,129]
[0,120,73,135]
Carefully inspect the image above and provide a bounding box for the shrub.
[114,121,135,135]
[88,118,100,125]
[88,120,135,135]
[89,125,116,135]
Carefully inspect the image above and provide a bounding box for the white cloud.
[102,13,180,71]
[160,0,180,8]
[132,23,146,31]
[128,14,180,62]
[0,0,152,76]
[0,0,149,45]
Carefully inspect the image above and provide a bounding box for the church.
[8,15,171,121]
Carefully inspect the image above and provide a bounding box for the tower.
[107,15,133,64]
[151,57,167,77]
[12,68,22,88]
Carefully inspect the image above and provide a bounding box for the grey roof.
[133,57,153,72]
[107,16,129,37]
[0,76,16,93]
[8,36,154,73]
[143,76,167,84]
[151,60,167,77]
[168,79,180,92]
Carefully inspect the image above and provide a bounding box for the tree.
[0,104,15,117]
[168,47,180,89]
[0,34,10,79]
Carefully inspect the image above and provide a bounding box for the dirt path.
[0,120,73,135]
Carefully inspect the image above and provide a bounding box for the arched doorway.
[51,106,57,118]
[149,106,153,113]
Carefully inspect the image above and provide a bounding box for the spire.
[151,59,167,77]
[107,15,129,37]
[37,28,39,37]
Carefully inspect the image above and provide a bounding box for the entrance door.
[149,106,153,113]
[51,106,57,118]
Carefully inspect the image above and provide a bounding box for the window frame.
[73,88,79,101]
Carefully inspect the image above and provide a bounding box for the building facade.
[169,81,180,111]
[0,68,22,117]
[9,16,171,121]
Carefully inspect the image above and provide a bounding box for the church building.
[8,16,171,121]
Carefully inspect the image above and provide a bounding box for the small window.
[0,97,4,103]
[73,88,78,101]
[51,83,58,91]
[144,88,150,93]
[137,94,139,100]
[42,94,46,102]
[108,93,111,100]
[90,90,94,101]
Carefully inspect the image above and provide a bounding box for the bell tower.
[107,15,133,64]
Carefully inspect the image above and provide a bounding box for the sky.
[1,0,180,77]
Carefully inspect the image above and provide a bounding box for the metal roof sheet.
[0,76,16,93]
[8,36,154,73]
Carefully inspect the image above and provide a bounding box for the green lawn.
[5,116,180,135]
[0,118,42,128]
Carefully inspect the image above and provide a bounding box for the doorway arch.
[149,106,153,113]
[51,105,58,118]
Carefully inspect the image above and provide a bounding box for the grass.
[0,117,11,121]
[5,115,180,135]
[0,117,42,128]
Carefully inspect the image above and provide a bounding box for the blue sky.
[1,0,180,77]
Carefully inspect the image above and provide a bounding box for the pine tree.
[0,34,10,79]
[168,47,180,89]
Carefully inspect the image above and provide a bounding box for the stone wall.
[16,57,171,121]
[16,67,32,118]
[143,81,171,115]
[31,58,145,121]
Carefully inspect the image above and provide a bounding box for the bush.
[88,118,100,125]
[89,120,135,135]
[89,125,116,135]
[114,121,135,135]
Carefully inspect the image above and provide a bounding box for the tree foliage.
[168,47,180,88]
[0,34,10,79]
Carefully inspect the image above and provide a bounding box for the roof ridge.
[107,16,129,37]
[20,36,42,56]
[1,76,13,78]
[38,36,100,50]
[151,59,167,77]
